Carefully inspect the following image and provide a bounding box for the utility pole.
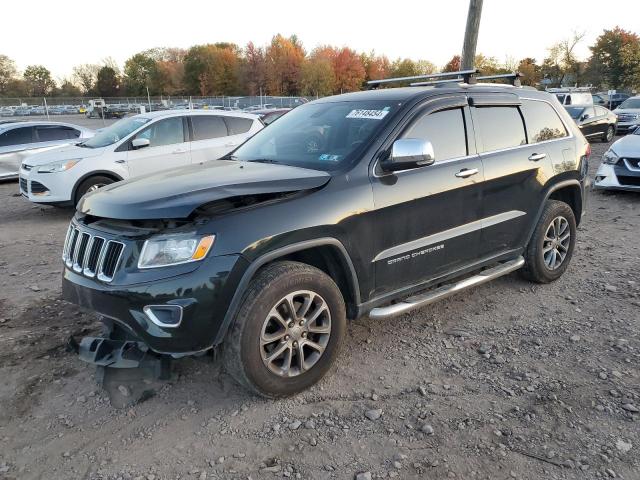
[461,0,483,71]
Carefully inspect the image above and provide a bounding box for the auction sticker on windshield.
[346,108,390,120]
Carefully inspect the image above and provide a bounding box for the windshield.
[230,100,400,171]
[619,99,640,109]
[81,116,150,148]
[565,107,585,119]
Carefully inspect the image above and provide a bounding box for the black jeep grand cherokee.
[62,81,589,399]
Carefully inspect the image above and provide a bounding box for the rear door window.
[520,100,567,143]
[474,107,526,152]
[0,127,34,147]
[224,116,253,135]
[191,116,228,140]
[35,126,80,142]
[402,108,467,161]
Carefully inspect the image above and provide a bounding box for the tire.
[222,261,346,398]
[520,200,576,284]
[602,125,614,143]
[74,175,115,206]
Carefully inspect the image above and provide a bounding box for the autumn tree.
[184,43,241,96]
[0,54,18,95]
[361,52,391,82]
[589,27,640,90]
[72,64,100,94]
[95,66,120,96]
[265,34,305,95]
[301,51,334,97]
[541,32,586,87]
[443,55,461,72]
[517,58,541,86]
[331,47,365,93]
[242,42,267,96]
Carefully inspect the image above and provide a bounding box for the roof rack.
[367,69,523,89]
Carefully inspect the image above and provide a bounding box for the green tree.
[124,52,157,95]
[589,26,640,90]
[56,79,82,96]
[0,54,18,95]
[301,55,334,97]
[95,66,120,97]
[542,32,586,87]
[23,65,55,96]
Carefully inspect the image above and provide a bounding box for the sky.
[2,0,639,80]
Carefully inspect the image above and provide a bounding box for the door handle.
[114,159,125,164]
[455,168,479,178]
[528,153,546,162]
[172,148,187,154]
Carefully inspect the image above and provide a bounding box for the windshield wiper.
[248,158,280,164]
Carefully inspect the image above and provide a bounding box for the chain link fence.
[0,95,311,118]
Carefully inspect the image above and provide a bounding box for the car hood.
[613,108,640,115]
[609,133,640,157]
[23,144,106,166]
[78,160,331,220]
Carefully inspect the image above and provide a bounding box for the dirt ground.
[0,140,638,480]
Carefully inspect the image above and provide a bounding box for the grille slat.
[62,223,124,282]
[19,178,28,194]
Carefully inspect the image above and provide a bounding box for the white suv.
[19,110,263,206]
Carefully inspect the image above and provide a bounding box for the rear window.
[474,107,526,152]
[36,126,80,142]
[520,100,567,143]
[191,116,228,140]
[224,116,253,135]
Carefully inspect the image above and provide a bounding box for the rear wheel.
[222,261,346,398]
[74,175,115,206]
[602,125,614,143]
[520,200,576,283]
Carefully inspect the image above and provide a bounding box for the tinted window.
[403,108,467,161]
[225,116,253,135]
[0,127,33,147]
[474,107,526,152]
[192,116,228,140]
[521,100,567,143]
[134,117,185,147]
[36,126,79,142]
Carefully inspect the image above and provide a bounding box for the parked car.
[597,92,630,110]
[253,108,291,125]
[564,105,617,142]
[547,88,593,106]
[613,96,640,134]
[594,126,640,191]
[61,79,589,402]
[0,121,94,180]
[19,110,263,205]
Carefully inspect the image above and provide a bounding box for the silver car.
[594,126,640,191]
[0,121,94,180]
[613,96,640,135]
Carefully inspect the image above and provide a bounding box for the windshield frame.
[228,99,403,173]
[80,116,151,149]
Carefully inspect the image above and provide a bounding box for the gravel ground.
[0,140,638,480]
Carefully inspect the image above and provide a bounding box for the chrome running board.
[369,256,525,320]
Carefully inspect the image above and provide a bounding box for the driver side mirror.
[580,113,589,121]
[381,138,435,172]
[131,138,150,150]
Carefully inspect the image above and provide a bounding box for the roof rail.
[367,69,479,88]
[367,69,524,89]
[411,72,524,87]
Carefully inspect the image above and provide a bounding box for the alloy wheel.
[543,216,571,270]
[260,290,331,377]
[606,126,614,142]
[87,183,107,193]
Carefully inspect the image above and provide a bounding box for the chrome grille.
[618,113,638,122]
[62,224,125,282]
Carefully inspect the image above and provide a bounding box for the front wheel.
[222,261,346,398]
[74,175,115,206]
[520,200,576,283]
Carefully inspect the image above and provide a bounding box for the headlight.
[138,234,215,269]
[602,149,619,165]
[37,159,81,173]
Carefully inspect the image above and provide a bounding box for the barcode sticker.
[346,109,389,120]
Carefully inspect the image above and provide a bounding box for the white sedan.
[19,110,263,206]
[594,127,640,192]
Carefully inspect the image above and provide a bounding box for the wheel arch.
[71,170,123,203]
[214,238,360,345]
